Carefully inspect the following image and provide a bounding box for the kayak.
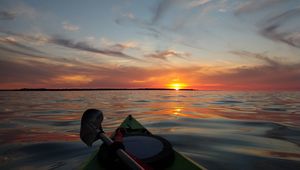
[81,115,206,170]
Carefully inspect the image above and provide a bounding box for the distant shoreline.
[0,88,196,91]
[1,88,298,92]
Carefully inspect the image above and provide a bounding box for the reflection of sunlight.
[173,107,183,116]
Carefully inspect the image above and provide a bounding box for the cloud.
[187,0,210,8]
[50,37,138,60]
[262,25,300,48]
[151,0,174,24]
[0,43,92,68]
[0,36,45,54]
[207,51,300,90]
[52,75,93,85]
[110,41,139,51]
[260,8,300,48]
[1,54,300,90]
[100,38,139,51]
[234,0,286,15]
[218,8,227,13]
[0,59,148,88]
[230,50,280,67]
[0,59,57,85]
[0,55,202,89]
[0,30,50,44]
[115,10,207,51]
[116,17,163,38]
[203,63,300,90]
[0,46,43,59]
[151,0,210,24]
[62,22,80,32]
[0,58,98,89]
[122,12,135,20]
[0,30,140,60]
[233,0,300,49]
[146,49,190,60]
[0,1,37,20]
[0,50,117,88]
[0,11,16,20]
[114,0,220,51]
[0,32,115,67]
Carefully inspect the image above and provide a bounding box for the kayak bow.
[81,114,206,170]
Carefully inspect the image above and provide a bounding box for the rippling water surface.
[0,91,300,170]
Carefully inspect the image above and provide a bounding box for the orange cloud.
[51,75,93,85]
[1,54,300,90]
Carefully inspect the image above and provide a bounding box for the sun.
[168,83,186,90]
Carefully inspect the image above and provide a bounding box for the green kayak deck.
[81,115,206,170]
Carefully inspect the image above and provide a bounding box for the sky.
[0,0,300,90]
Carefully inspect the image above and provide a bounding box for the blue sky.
[0,0,300,90]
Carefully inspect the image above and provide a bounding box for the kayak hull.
[81,115,206,170]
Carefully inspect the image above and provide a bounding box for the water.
[0,91,300,170]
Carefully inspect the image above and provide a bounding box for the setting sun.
[168,83,187,90]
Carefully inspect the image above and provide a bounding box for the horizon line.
[0,88,299,91]
[0,88,196,91]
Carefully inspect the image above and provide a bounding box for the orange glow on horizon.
[168,83,187,90]
[52,75,93,85]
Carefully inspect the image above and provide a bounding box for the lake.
[0,90,300,169]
